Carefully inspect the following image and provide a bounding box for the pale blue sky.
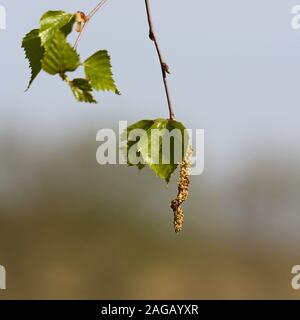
[0,0,300,172]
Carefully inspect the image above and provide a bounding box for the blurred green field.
[0,134,299,299]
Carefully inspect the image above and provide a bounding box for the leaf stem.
[144,0,175,120]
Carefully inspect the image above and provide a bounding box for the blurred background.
[0,0,300,299]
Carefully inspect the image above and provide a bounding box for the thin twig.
[73,20,88,50]
[73,0,108,50]
[144,0,175,120]
[88,0,108,19]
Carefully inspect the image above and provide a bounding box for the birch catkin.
[171,145,193,233]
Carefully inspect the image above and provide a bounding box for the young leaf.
[39,11,75,47]
[41,31,80,75]
[22,29,45,90]
[138,119,177,183]
[83,50,120,94]
[122,120,155,170]
[69,78,97,104]
[124,119,189,183]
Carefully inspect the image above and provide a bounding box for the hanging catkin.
[171,145,193,233]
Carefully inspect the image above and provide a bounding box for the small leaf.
[124,119,189,183]
[84,50,120,94]
[22,29,45,90]
[138,119,173,183]
[39,11,75,47]
[41,31,80,75]
[69,78,97,104]
[122,120,155,169]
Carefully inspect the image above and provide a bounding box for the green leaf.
[69,78,97,104]
[122,120,155,170]
[83,50,120,94]
[39,11,75,47]
[124,119,189,183]
[22,29,45,90]
[61,15,76,38]
[41,31,80,75]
